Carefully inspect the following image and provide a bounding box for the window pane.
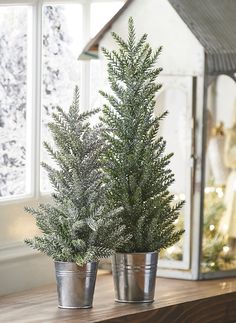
[201,75,236,273]
[155,76,193,270]
[90,1,124,108]
[41,5,82,192]
[158,89,188,263]
[0,6,31,198]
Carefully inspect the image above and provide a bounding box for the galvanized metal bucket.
[54,261,98,309]
[112,252,158,303]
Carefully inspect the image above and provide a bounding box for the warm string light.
[167,246,176,255]
[202,184,235,271]
[216,187,224,198]
[204,186,224,198]
[170,188,230,264]
[209,224,215,231]
[223,246,230,254]
[204,187,215,194]
[173,218,179,225]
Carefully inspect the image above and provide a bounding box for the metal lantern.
[79,0,236,279]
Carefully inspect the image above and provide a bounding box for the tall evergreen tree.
[100,18,184,253]
[25,86,128,265]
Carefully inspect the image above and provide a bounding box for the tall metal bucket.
[112,252,158,303]
[54,261,98,309]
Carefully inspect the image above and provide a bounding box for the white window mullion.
[80,1,91,112]
[25,5,33,196]
[32,0,43,198]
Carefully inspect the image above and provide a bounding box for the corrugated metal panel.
[168,0,236,75]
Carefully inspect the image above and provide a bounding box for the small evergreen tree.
[25,86,128,265]
[100,18,184,253]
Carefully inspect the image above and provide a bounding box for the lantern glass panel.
[201,75,236,273]
[155,76,193,270]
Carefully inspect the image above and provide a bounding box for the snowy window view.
[0,6,31,198]
[41,2,124,192]
[0,1,124,198]
[41,4,83,192]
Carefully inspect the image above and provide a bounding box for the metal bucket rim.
[114,251,158,255]
[54,261,98,265]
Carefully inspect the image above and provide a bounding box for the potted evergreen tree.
[100,18,184,303]
[25,86,128,309]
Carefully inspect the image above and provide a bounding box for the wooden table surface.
[1,272,236,323]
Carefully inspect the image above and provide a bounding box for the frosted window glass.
[157,88,189,262]
[41,5,82,192]
[202,76,236,273]
[0,6,31,198]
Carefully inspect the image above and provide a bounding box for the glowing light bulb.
[216,187,224,198]
[223,246,230,253]
[179,193,185,201]
[174,219,179,225]
[218,192,224,198]
[167,246,175,254]
[209,224,215,231]
[205,187,215,194]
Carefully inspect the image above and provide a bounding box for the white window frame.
[0,0,123,205]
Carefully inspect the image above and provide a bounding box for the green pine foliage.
[100,17,184,253]
[25,86,129,265]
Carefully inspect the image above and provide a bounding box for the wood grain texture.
[1,273,236,323]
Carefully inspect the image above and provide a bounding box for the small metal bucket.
[54,261,98,309]
[112,252,158,303]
